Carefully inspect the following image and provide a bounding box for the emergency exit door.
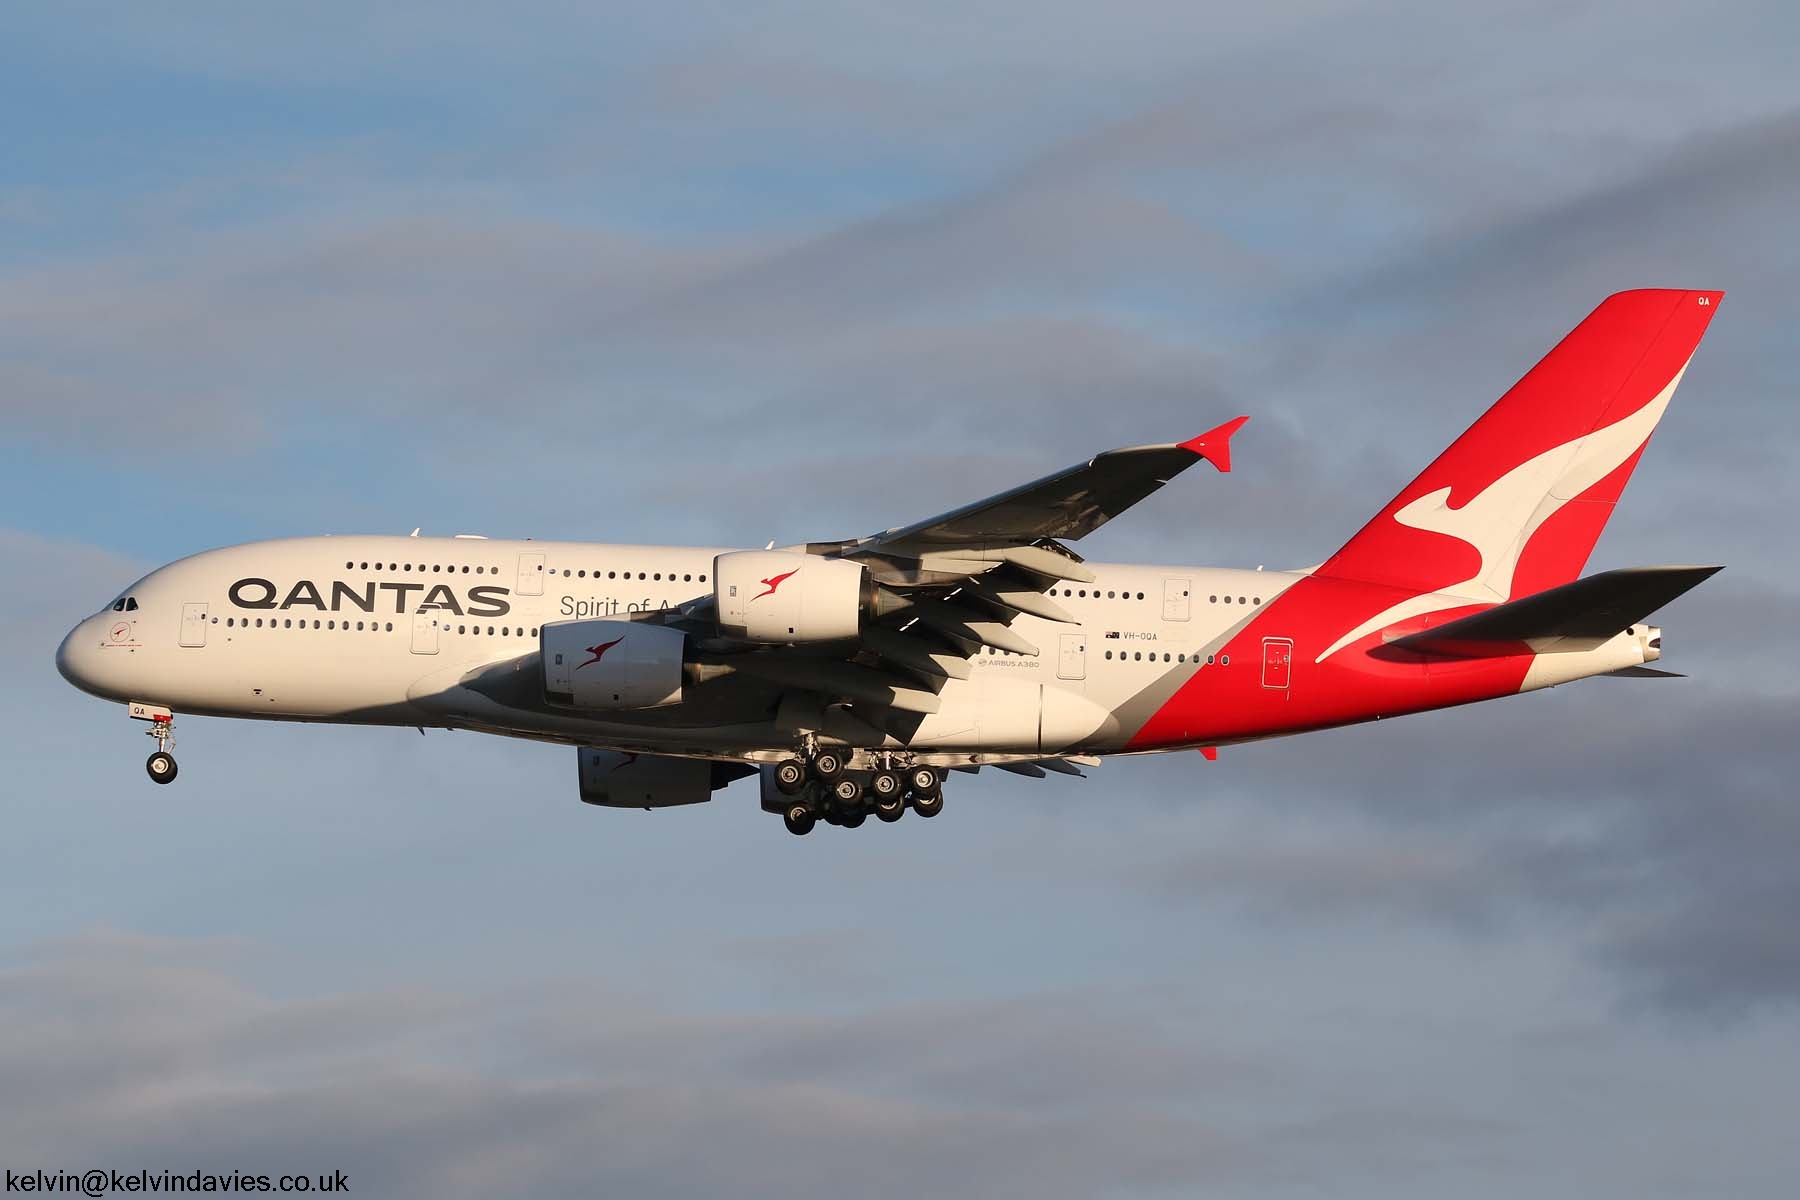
[179,602,208,648]
[1261,637,1292,689]
[1162,578,1191,622]
[411,606,442,655]
[1057,633,1087,680]
[517,551,546,596]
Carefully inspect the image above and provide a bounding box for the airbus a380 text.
[58,290,1725,835]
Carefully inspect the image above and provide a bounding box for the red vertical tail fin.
[1315,288,1722,602]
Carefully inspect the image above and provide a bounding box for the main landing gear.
[774,750,945,836]
[144,713,178,785]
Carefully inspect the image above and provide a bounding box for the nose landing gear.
[143,712,178,785]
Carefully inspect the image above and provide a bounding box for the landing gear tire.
[783,804,816,837]
[875,796,905,823]
[146,752,178,785]
[911,791,944,819]
[908,766,941,799]
[839,809,866,829]
[811,750,846,782]
[774,759,808,795]
[831,777,864,806]
[870,770,904,802]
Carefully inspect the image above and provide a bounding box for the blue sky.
[4,2,1800,1195]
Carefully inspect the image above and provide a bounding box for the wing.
[862,417,1249,550]
[627,419,1248,748]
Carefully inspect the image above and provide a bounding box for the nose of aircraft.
[55,623,81,685]
[56,616,116,698]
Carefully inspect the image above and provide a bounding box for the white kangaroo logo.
[1315,358,1691,663]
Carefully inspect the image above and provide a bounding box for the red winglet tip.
[1198,746,1217,761]
[1179,416,1249,473]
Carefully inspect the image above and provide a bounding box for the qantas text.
[230,577,510,618]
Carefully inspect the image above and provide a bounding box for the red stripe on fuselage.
[1124,575,1533,751]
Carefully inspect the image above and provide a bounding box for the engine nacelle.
[542,620,685,710]
[714,550,868,643]
[577,749,713,808]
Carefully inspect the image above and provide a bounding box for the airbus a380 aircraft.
[58,289,1724,835]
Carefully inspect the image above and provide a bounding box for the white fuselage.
[56,535,1310,760]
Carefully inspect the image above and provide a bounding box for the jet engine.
[542,620,685,710]
[577,749,713,808]
[713,550,870,643]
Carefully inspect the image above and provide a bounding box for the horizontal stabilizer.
[1387,565,1721,654]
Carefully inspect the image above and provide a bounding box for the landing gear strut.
[144,714,178,785]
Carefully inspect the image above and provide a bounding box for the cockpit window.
[125,597,138,611]
[112,599,125,611]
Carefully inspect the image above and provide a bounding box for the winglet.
[1179,416,1249,473]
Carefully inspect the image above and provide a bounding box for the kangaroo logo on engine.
[751,569,798,602]
[577,637,625,669]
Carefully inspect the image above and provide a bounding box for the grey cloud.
[9,926,1799,1198]
[1094,683,1800,1018]
[0,932,1367,1199]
